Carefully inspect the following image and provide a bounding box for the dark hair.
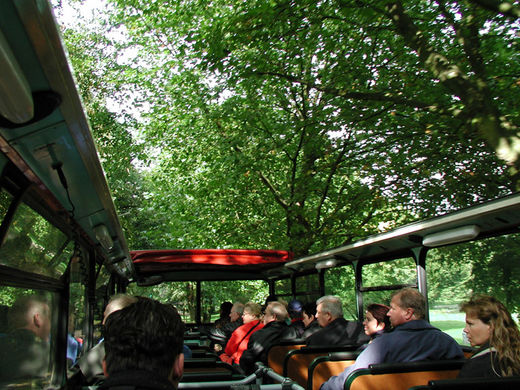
[366,303,391,329]
[104,297,184,378]
[302,302,316,318]
[220,301,233,317]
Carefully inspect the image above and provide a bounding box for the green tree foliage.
[51,1,520,314]
[99,0,516,255]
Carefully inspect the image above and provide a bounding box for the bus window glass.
[0,202,71,277]
[68,254,86,370]
[295,274,320,304]
[127,282,198,323]
[0,188,13,221]
[427,232,520,344]
[0,287,56,388]
[324,265,357,320]
[201,280,268,323]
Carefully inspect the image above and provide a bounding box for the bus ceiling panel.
[286,192,520,269]
[0,1,50,126]
[7,123,105,217]
[0,0,133,280]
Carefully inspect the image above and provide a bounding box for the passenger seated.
[214,301,233,328]
[77,294,138,383]
[0,295,51,385]
[218,302,263,365]
[301,301,321,340]
[320,288,463,390]
[360,303,390,348]
[211,302,244,351]
[458,295,520,378]
[239,301,290,374]
[306,295,368,347]
[281,300,305,341]
[99,297,184,390]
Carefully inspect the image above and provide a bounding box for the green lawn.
[430,309,467,344]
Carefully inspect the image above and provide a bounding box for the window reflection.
[0,288,55,388]
[0,202,72,277]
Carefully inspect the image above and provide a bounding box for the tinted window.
[0,287,56,388]
[0,202,72,277]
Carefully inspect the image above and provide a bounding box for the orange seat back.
[267,344,304,375]
[310,359,356,390]
[347,369,460,390]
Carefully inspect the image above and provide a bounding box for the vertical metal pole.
[52,268,69,386]
[354,261,364,320]
[412,247,429,322]
[318,269,325,297]
[85,247,96,351]
[291,274,296,299]
[196,281,201,325]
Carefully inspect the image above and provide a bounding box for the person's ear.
[102,358,109,377]
[33,313,41,328]
[405,308,415,320]
[169,353,184,386]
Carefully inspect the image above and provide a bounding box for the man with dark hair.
[320,288,463,390]
[100,297,185,390]
[78,294,139,383]
[239,301,289,374]
[0,295,51,384]
[301,301,321,339]
[306,295,368,346]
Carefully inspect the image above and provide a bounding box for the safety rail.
[179,363,305,390]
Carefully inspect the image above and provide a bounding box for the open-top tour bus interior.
[1,0,520,389]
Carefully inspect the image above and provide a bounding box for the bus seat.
[267,342,304,375]
[283,346,358,387]
[344,359,466,390]
[308,351,358,390]
[182,358,237,382]
[408,375,520,389]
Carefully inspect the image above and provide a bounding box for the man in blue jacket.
[321,288,464,390]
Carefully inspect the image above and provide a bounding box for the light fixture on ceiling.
[422,225,480,247]
[315,257,340,270]
[0,29,33,124]
[93,224,114,251]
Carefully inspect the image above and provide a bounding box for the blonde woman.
[459,295,520,378]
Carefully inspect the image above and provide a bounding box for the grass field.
[429,309,467,344]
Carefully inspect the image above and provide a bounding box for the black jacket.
[458,346,500,378]
[239,321,289,374]
[203,319,243,347]
[98,370,176,390]
[306,318,368,346]
[302,319,322,340]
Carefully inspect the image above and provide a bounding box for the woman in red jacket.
[218,302,263,365]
